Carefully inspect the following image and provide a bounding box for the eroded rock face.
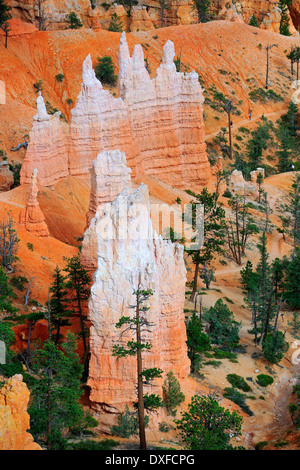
[21,35,211,191]
[0,161,14,191]
[228,169,256,196]
[87,183,190,430]
[21,93,69,187]
[19,168,49,237]
[0,374,41,450]
[81,149,132,272]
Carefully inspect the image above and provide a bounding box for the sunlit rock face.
[81,149,132,273]
[21,35,211,191]
[19,168,49,237]
[86,183,190,431]
[0,374,42,450]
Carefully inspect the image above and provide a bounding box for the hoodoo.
[20,34,211,191]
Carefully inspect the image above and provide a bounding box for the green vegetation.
[226,374,251,392]
[162,371,185,416]
[66,12,83,29]
[176,395,243,450]
[95,56,118,85]
[256,374,274,387]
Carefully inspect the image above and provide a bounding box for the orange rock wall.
[0,374,41,450]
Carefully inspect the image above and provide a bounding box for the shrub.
[223,387,254,416]
[95,56,117,86]
[226,374,251,392]
[10,275,28,291]
[55,74,64,83]
[159,421,171,433]
[255,441,268,450]
[162,371,185,416]
[262,332,289,364]
[256,374,274,387]
[110,405,138,438]
[66,12,83,29]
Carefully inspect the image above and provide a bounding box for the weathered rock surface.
[19,168,49,237]
[81,149,132,272]
[21,35,211,191]
[87,183,190,430]
[228,169,256,195]
[0,374,41,450]
[21,93,69,187]
[0,161,14,191]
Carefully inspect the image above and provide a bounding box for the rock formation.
[87,183,190,430]
[250,167,265,184]
[81,149,132,272]
[21,35,211,191]
[0,374,41,450]
[228,169,256,196]
[19,168,49,237]
[0,161,14,191]
[21,93,69,187]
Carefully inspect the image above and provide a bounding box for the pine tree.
[162,371,185,416]
[186,313,211,372]
[0,0,11,48]
[249,14,259,27]
[29,332,84,449]
[50,266,72,345]
[279,0,292,36]
[66,11,83,29]
[64,256,90,376]
[186,188,226,301]
[95,56,118,85]
[246,118,271,170]
[112,283,163,450]
[277,124,293,173]
[108,13,123,32]
[192,0,211,23]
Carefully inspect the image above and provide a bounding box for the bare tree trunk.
[190,261,200,301]
[136,297,147,450]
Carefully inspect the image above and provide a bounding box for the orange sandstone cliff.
[0,374,41,450]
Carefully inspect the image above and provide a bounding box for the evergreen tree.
[246,118,271,170]
[277,124,293,173]
[64,256,90,376]
[175,395,243,450]
[162,371,185,416]
[226,195,259,265]
[186,312,211,372]
[262,331,289,364]
[0,266,16,314]
[158,0,170,27]
[192,0,211,23]
[279,0,292,36]
[112,283,163,450]
[29,332,84,449]
[0,214,19,270]
[95,56,118,85]
[0,0,11,48]
[186,188,226,301]
[203,299,241,349]
[284,248,300,309]
[66,11,83,29]
[249,14,259,27]
[108,13,123,32]
[49,266,72,345]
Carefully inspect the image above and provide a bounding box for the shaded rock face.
[87,183,190,431]
[21,35,210,191]
[0,161,14,191]
[81,149,132,273]
[0,374,41,450]
[19,168,49,237]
